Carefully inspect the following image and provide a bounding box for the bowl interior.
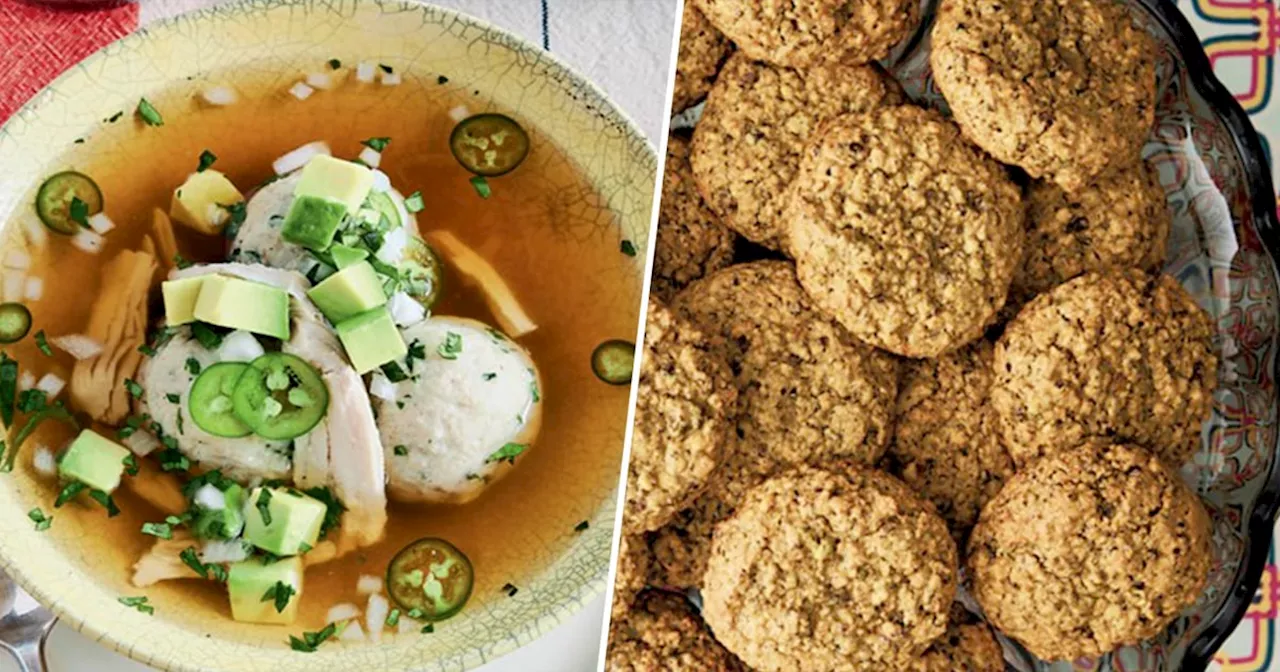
[887,2,1280,670]
[0,2,652,670]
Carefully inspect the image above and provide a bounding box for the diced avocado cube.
[192,275,290,340]
[170,170,244,235]
[242,487,326,556]
[294,155,374,214]
[329,243,369,270]
[58,429,131,493]
[281,195,346,251]
[307,262,387,324]
[192,483,246,540]
[228,556,303,625]
[162,276,206,327]
[335,307,407,374]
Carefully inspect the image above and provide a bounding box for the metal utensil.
[0,570,55,672]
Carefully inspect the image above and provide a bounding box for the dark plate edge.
[1138,0,1280,669]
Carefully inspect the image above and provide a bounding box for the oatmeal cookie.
[993,270,1217,468]
[692,0,917,68]
[931,0,1159,191]
[886,341,1014,539]
[611,535,650,620]
[672,3,733,113]
[787,105,1024,357]
[702,466,957,671]
[910,606,1005,672]
[606,590,745,672]
[625,297,736,533]
[648,261,899,587]
[1010,159,1170,309]
[967,442,1213,660]
[691,53,903,251]
[653,135,736,301]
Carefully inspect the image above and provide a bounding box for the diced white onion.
[17,371,34,392]
[50,334,103,360]
[380,71,402,86]
[357,574,383,595]
[273,141,331,176]
[397,614,416,634]
[200,86,238,106]
[327,603,360,623]
[205,203,229,229]
[375,226,408,264]
[448,105,471,122]
[71,229,104,254]
[288,82,315,101]
[87,213,115,234]
[23,276,42,302]
[2,270,24,302]
[387,291,426,328]
[23,218,47,249]
[123,430,160,457]
[370,169,391,194]
[358,146,381,168]
[35,373,65,398]
[338,620,366,642]
[200,539,251,564]
[305,72,334,90]
[3,250,30,270]
[215,330,266,363]
[365,593,389,643]
[368,372,397,402]
[32,445,56,477]
[355,62,376,83]
[193,484,227,510]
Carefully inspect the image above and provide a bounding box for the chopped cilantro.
[502,583,518,597]
[378,64,394,74]
[185,357,202,375]
[157,447,189,472]
[221,201,248,240]
[421,623,435,633]
[620,240,637,257]
[385,608,401,626]
[197,149,217,172]
[123,453,139,476]
[166,393,180,404]
[136,98,164,126]
[530,377,540,402]
[574,520,589,533]
[482,372,497,381]
[34,331,51,357]
[88,489,120,517]
[190,322,223,349]
[328,58,342,70]
[469,175,491,199]
[118,596,154,615]
[404,191,425,213]
[302,486,346,539]
[27,507,51,531]
[361,137,391,152]
[124,378,143,399]
[256,488,274,526]
[173,253,193,269]
[141,521,172,539]
[288,622,337,652]
[54,482,86,508]
[179,546,209,578]
[381,361,408,383]
[486,442,526,465]
[261,580,296,613]
[106,111,123,123]
[68,197,90,228]
[393,444,408,456]
[438,332,462,360]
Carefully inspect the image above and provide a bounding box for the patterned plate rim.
[1138,0,1280,668]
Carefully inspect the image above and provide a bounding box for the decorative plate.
[888,1,1279,669]
[0,2,652,670]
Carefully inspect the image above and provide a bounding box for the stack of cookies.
[610,0,1219,669]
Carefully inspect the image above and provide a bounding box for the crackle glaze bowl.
[0,1,652,670]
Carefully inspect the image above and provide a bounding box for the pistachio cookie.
[968,442,1212,660]
[653,135,736,302]
[625,298,736,533]
[886,341,1014,539]
[931,0,1159,191]
[787,105,1024,357]
[692,0,917,68]
[672,2,733,113]
[702,466,957,671]
[691,53,903,251]
[648,262,899,587]
[993,270,1217,468]
[606,590,745,672]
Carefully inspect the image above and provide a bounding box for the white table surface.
[4,0,677,670]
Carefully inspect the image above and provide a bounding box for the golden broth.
[3,73,639,632]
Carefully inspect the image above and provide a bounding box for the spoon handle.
[10,638,46,672]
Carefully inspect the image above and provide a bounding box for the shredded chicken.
[151,208,178,271]
[427,230,537,337]
[70,250,156,423]
[131,530,201,587]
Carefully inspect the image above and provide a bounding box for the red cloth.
[0,0,139,122]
